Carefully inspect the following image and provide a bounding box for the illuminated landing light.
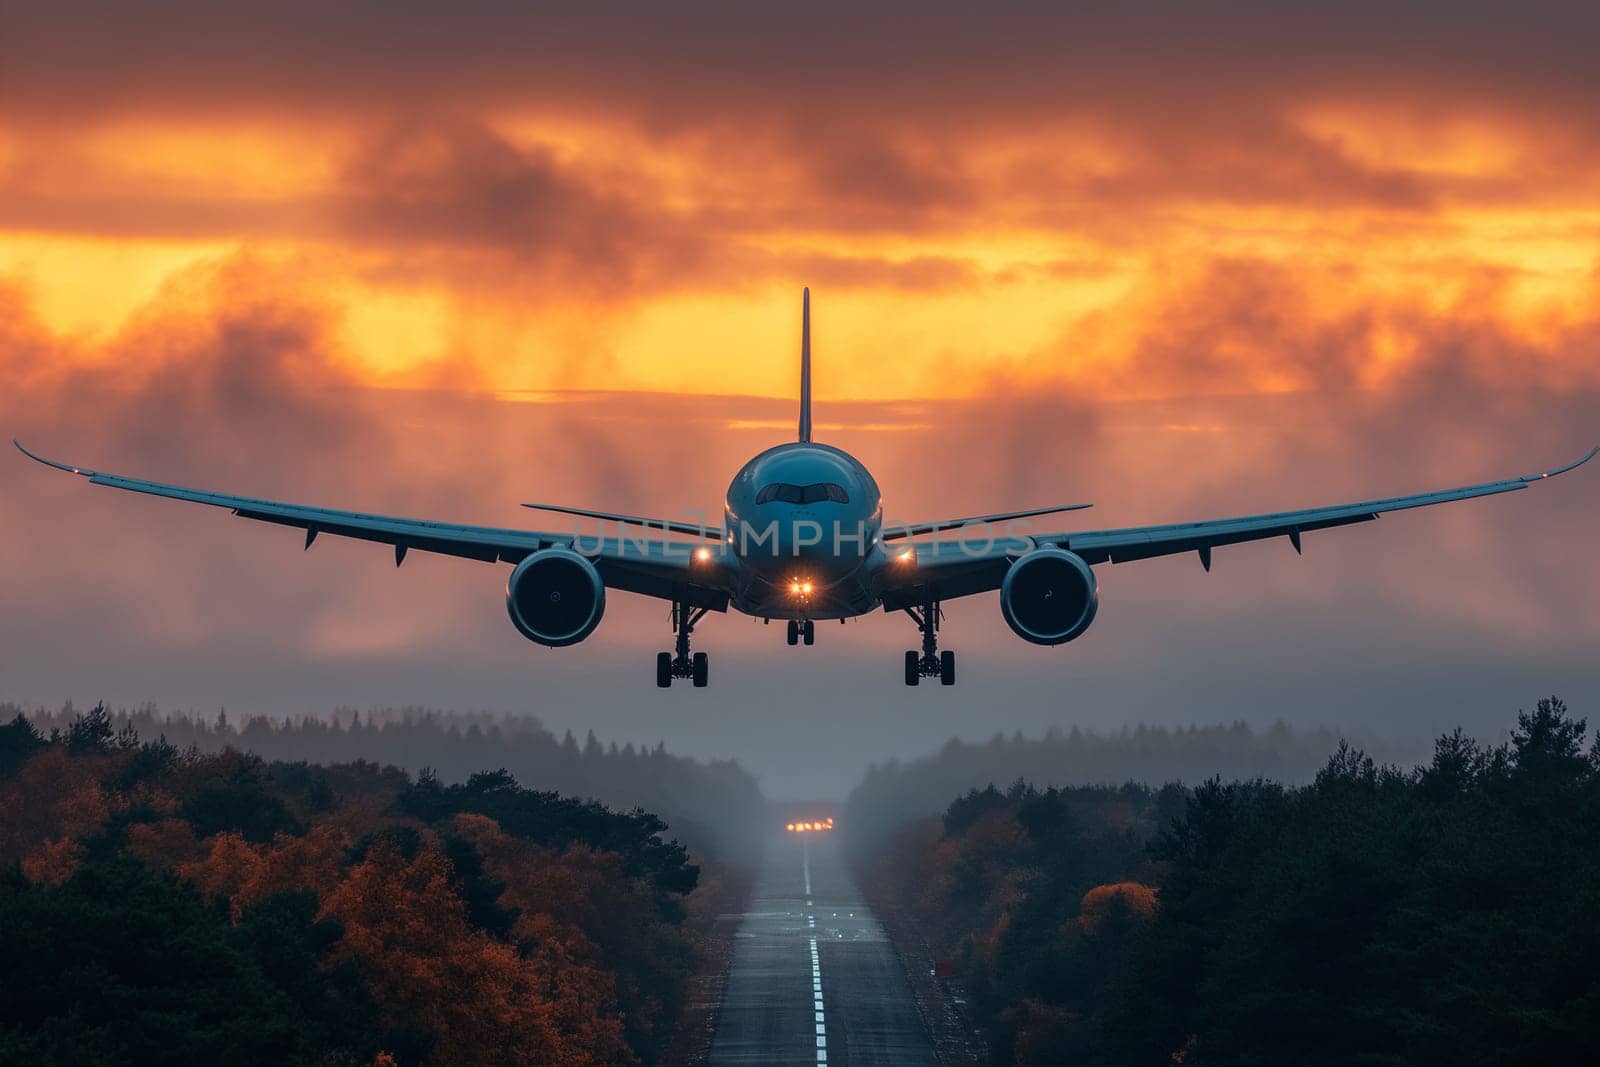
[896,548,915,563]
[694,547,712,562]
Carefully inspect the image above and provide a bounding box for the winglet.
[798,287,812,443]
[13,438,93,477]
[1524,445,1599,482]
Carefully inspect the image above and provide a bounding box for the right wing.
[879,447,1597,609]
[881,502,1092,540]
[1043,447,1598,567]
[14,440,729,609]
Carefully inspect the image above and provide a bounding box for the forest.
[849,698,1600,1066]
[0,703,753,1065]
[844,718,1423,846]
[9,702,767,862]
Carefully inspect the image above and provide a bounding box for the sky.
[2,3,1598,797]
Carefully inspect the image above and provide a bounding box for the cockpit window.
[756,484,799,504]
[807,483,850,504]
[756,482,849,505]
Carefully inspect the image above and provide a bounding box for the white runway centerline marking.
[803,837,826,1062]
[811,931,827,1065]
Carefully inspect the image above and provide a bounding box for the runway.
[708,829,938,1065]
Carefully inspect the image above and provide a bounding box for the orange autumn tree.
[322,833,631,1067]
[176,824,353,917]
[1,746,118,884]
[1078,882,1158,934]
[448,813,632,1056]
[178,830,266,904]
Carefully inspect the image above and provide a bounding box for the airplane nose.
[776,514,832,561]
[737,512,861,565]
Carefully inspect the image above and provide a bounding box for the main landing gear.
[903,600,955,686]
[657,601,709,688]
[786,619,816,646]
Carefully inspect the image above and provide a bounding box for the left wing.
[880,447,1597,609]
[14,440,726,608]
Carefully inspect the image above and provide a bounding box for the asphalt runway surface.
[708,830,938,1065]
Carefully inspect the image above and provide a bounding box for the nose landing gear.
[903,601,955,686]
[785,619,816,646]
[657,601,709,688]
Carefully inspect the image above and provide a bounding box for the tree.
[0,714,43,776]
[322,837,596,1066]
[65,701,114,753]
[0,857,371,1064]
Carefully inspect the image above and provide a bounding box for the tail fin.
[798,287,812,442]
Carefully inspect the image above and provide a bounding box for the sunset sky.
[3,3,1597,795]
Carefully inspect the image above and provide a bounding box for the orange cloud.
[4,91,1597,400]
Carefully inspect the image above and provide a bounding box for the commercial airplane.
[16,290,1596,688]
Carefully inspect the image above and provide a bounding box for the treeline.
[853,698,1600,1065]
[7,702,767,861]
[0,704,731,1064]
[845,720,1420,846]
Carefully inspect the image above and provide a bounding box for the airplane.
[15,289,1597,689]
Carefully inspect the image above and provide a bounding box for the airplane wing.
[881,502,1092,540]
[522,502,723,540]
[879,447,1597,610]
[14,440,728,609]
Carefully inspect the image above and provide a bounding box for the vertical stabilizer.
[798,287,812,442]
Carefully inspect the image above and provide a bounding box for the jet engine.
[506,548,606,647]
[999,546,1098,645]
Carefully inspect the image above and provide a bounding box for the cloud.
[2,2,1598,794]
[329,119,714,293]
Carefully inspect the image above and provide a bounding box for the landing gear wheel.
[903,600,955,687]
[661,601,710,689]
[786,620,799,646]
[802,620,816,646]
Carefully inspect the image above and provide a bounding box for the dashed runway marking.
[809,927,826,1062]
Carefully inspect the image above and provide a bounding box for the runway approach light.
[785,818,835,833]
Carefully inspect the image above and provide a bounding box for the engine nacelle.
[1000,547,1099,645]
[506,548,606,647]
